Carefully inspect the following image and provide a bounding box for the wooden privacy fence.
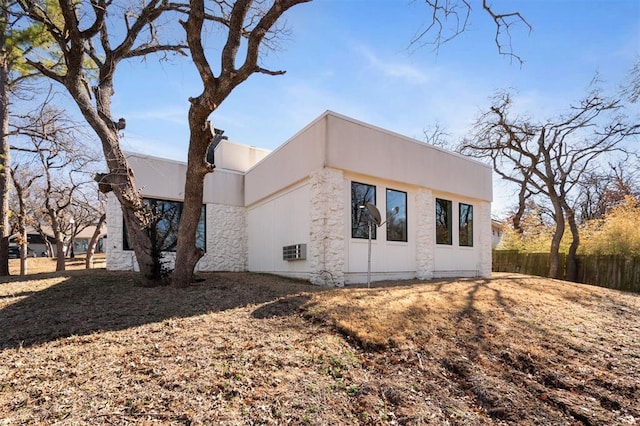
[492,250,640,293]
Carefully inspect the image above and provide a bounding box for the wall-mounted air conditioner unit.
[283,243,307,261]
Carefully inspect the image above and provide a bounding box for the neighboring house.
[106,111,493,285]
[491,220,504,249]
[71,226,107,255]
[9,231,56,257]
[10,226,106,257]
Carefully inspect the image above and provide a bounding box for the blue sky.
[107,0,639,216]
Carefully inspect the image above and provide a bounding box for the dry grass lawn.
[0,262,638,425]
[8,254,106,276]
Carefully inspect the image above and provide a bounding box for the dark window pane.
[149,199,181,251]
[123,198,206,252]
[351,181,376,239]
[386,189,407,242]
[123,222,132,251]
[436,198,452,245]
[196,205,206,250]
[459,203,473,247]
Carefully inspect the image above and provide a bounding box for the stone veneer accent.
[105,193,137,271]
[308,168,345,286]
[478,201,492,277]
[105,193,247,272]
[196,204,247,272]
[415,188,435,280]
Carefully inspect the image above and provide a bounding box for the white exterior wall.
[340,177,490,283]
[245,118,326,206]
[247,167,347,286]
[152,204,247,272]
[344,174,417,284]
[243,111,492,284]
[325,113,492,202]
[215,141,270,173]
[106,151,249,273]
[126,153,245,207]
[478,201,492,277]
[431,193,491,278]
[247,181,312,278]
[105,194,247,272]
[108,112,493,282]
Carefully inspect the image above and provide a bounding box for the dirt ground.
[0,268,638,425]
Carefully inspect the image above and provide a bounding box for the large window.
[459,203,473,247]
[351,181,376,239]
[386,189,407,242]
[435,198,452,245]
[124,198,206,252]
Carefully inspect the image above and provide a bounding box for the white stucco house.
[491,219,504,249]
[106,111,493,285]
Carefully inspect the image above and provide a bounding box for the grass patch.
[8,253,106,276]
[305,275,640,424]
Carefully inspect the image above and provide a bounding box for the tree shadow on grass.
[306,274,640,424]
[0,270,322,350]
[252,295,311,319]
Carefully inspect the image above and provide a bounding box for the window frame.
[459,202,474,247]
[435,198,452,245]
[351,181,377,240]
[386,188,408,242]
[123,198,206,252]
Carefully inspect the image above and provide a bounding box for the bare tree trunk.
[69,235,75,258]
[85,213,105,269]
[548,226,564,279]
[43,239,53,257]
[0,20,10,276]
[564,205,580,282]
[172,0,309,288]
[512,198,526,233]
[73,84,157,285]
[548,197,565,279]
[121,206,157,285]
[11,172,28,275]
[512,169,533,233]
[19,231,27,275]
[86,125,157,283]
[55,236,65,271]
[15,0,187,286]
[172,110,210,287]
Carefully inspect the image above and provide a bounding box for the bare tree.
[16,0,186,285]
[622,57,640,103]
[578,163,638,222]
[171,0,311,287]
[1,1,58,275]
[66,190,106,268]
[85,212,106,269]
[461,88,639,281]
[9,166,40,274]
[0,3,21,275]
[423,122,452,149]
[500,199,556,252]
[0,6,10,275]
[412,0,531,65]
[10,100,100,271]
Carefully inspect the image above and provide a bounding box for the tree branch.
[412,0,531,65]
